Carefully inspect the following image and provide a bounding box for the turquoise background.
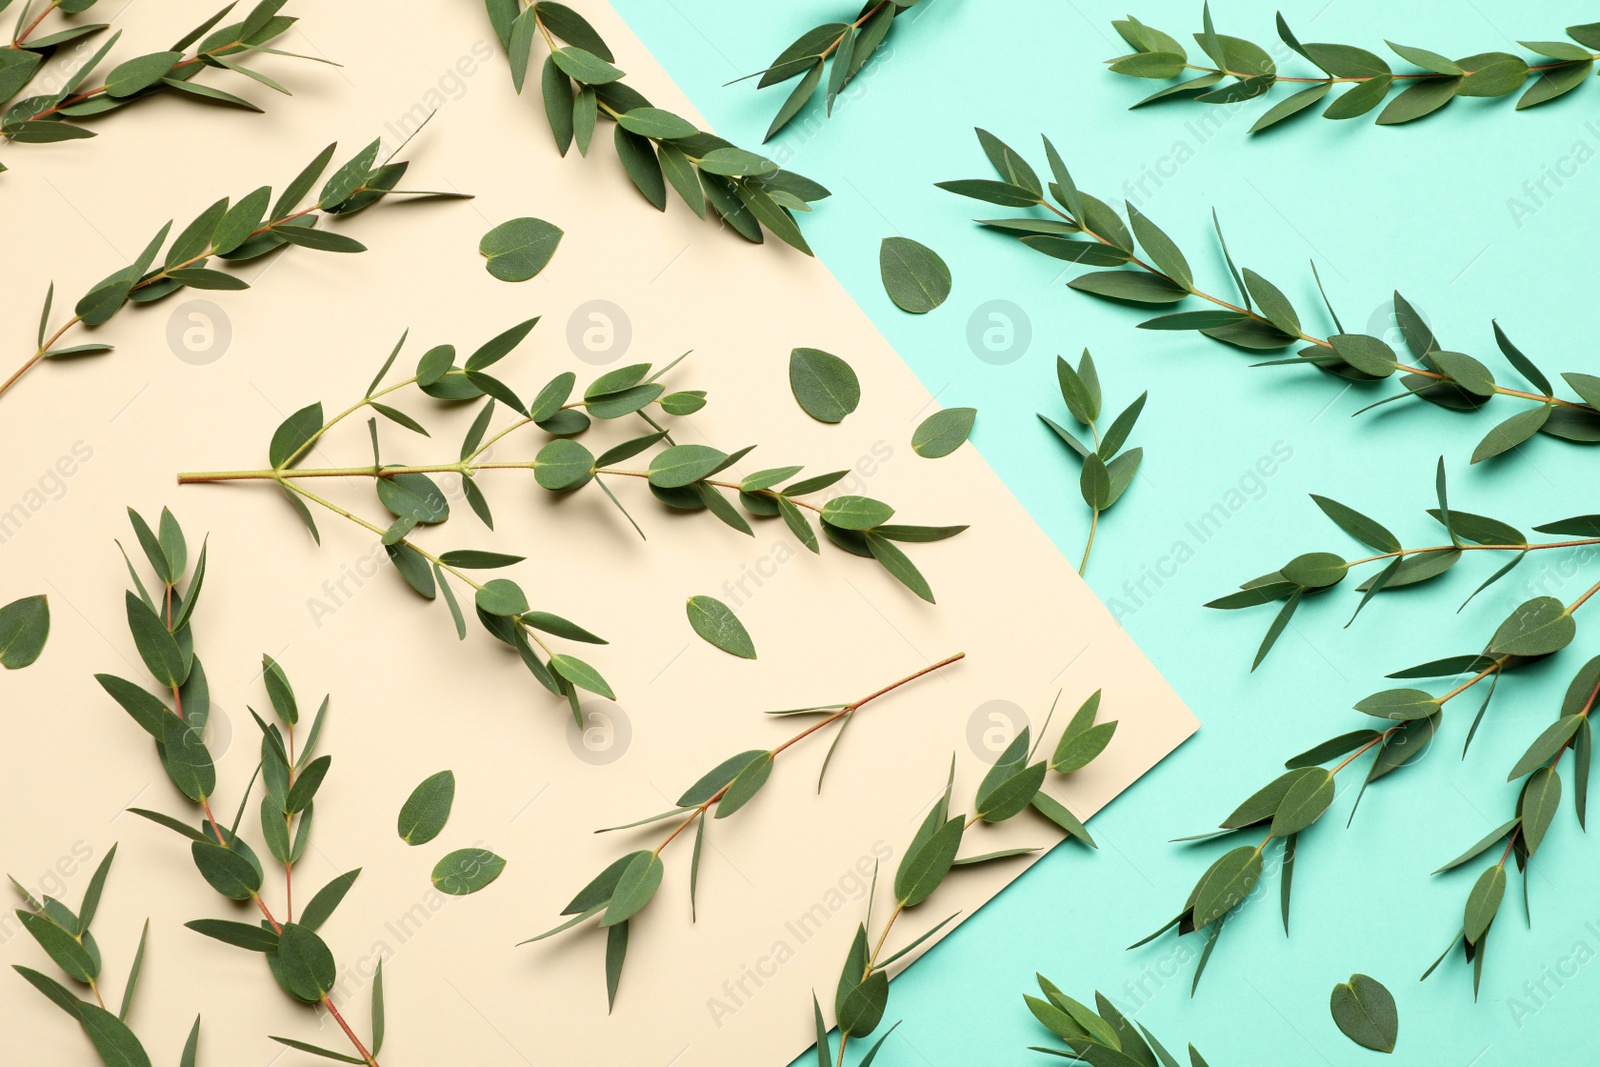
[609,1,1600,1063]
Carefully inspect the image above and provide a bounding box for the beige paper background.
[0,2,1196,1063]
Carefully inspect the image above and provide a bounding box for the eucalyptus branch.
[10,845,181,1066]
[521,651,966,1010]
[1135,575,1600,993]
[1108,6,1600,132]
[93,507,388,1065]
[1038,350,1146,576]
[939,129,1600,460]
[177,323,967,715]
[1025,976,1216,1066]
[1,0,334,151]
[816,691,1115,1066]
[0,592,48,667]
[1422,654,1600,997]
[733,0,917,142]
[1208,458,1600,668]
[483,0,831,253]
[2,131,469,403]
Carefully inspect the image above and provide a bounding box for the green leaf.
[1269,768,1333,837]
[685,595,756,659]
[190,839,260,900]
[1030,791,1096,847]
[601,851,663,926]
[271,923,336,1003]
[431,848,506,896]
[1520,766,1563,855]
[715,752,775,818]
[0,595,49,669]
[1310,495,1400,553]
[821,495,894,530]
[895,816,964,907]
[479,217,563,282]
[376,472,448,523]
[1488,596,1575,657]
[1249,81,1332,132]
[550,653,613,698]
[643,443,724,489]
[1508,717,1583,782]
[699,146,779,177]
[299,868,361,932]
[1281,551,1347,589]
[533,439,595,491]
[397,770,455,845]
[1464,864,1505,944]
[1330,974,1398,1054]
[789,347,860,423]
[1471,404,1551,463]
[185,918,281,952]
[105,50,182,97]
[866,533,935,603]
[1354,688,1441,723]
[16,912,97,981]
[1069,270,1188,304]
[879,237,952,314]
[1323,74,1394,118]
[1191,845,1262,928]
[1326,333,1396,377]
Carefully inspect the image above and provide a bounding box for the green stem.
[1184,52,1600,85]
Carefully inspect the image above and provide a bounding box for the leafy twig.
[1208,459,1600,668]
[1135,574,1600,993]
[818,692,1114,1065]
[1,0,335,149]
[483,0,830,253]
[1108,6,1600,132]
[733,1,915,141]
[1037,351,1146,576]
[94,507,387,1064]
[939,129,1600,460]
[522,651,966,1010]
[3,132,469,402]
[1025,976,1216,1066]
[177,326,966,714]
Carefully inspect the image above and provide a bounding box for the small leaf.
[879,237,952,314]
[431,848,506,895]
[685,595,756,659]
[789,347,860,423]
[479,217,563,282]
[397,770,455,845]
[0,595,49,669]
[1330,974,1398,1054]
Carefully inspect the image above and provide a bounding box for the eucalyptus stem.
[1033,194,1587,412]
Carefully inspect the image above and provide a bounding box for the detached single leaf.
[431,848,506,896]
[1330,973,1398,1053]
[479,217,563,282]
[397,770,456,845]
[879,237,952,314]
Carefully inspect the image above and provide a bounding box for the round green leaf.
[1330,973,1398,1053]
[0,594,49,669]
[273,923,337,1002]
[479,217,563,282]
[879,237,952,314]
[534,439,595,491]
[789,348,860,424]
[431,848,506,896]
